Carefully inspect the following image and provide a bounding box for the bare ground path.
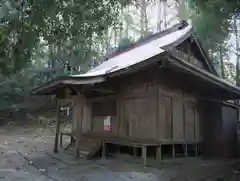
[0,124,239,181]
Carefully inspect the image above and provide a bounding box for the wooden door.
[121,99,138,137]
[185,101,196,141]
[91,100,117,133]
[172,97,184,141]
[119,97,157,139]
[159,95,173,140]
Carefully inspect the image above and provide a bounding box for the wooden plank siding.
[71,95,92,134]
[185,101,196,141]
[71,98,78,133]
[91,100,118,134]
[118,96,157,139]
[117,82,158,139]
[158,85,186,142]
[172,96,185,141]
[75,79,204,144]
[159,95,173,141]
[82,101,92,133]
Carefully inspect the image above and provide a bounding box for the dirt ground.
[0,123,239,181]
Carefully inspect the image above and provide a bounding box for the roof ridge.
[104,21,189,60]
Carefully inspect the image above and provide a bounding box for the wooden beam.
[87,101,92,133]
[195,144,198,157]
[92,88,115,94]
[89,95,117,103]
[187,41,191,62]
[185,144,188,157]
[60,132,63,148]
[156,84,160,143]
[75,96,82,159]
[53,99,61,153]
[183,92,187,141]
[157,145,162,161]
[117,97,120,135]
[75,94,87,159]
[133,147,138,157]
[142,146,147,166]
[167,54,240,98]
[102,140,106,159]
[172,144,175,159]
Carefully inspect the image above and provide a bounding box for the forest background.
[0,0,239,116]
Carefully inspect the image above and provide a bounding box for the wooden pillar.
[184,93,187,139]
[195,143,198,156]
[87,102,92,133]
[172,144,175,159]
[60,132,63,148]
[157,145,162,161]
[183,93,187,158]
[115,145,120,154]
[76,100,83,159]
[185,144,188,157]
[53,99,61,153]
[142,146,147,166]
[133,147,138,157]
[102,140,106,159]
[75,94,87,159]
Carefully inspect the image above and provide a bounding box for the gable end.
[174,37,218,76]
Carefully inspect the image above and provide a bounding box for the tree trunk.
[140,0,148,37]
[104,28,110,53]
[178,0,188,22]
[219,45,225,78]
[114,28,117,48]
[156,0,161,31]
[119,5,124,39]
[50,44,55,69]
[234,15,240,86]
[143,0,148,32]
[125,7,130,38]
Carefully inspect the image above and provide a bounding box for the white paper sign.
[104,116,111,131]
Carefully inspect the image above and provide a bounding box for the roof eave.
[166,51,240,97]
[161,30,217,75]
[31,75,106,95]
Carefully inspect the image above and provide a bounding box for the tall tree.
[178,0,188,21]
[0,0,131,75]
[188,0,240,85]
[138,0,148,36]
[233,15,240,85]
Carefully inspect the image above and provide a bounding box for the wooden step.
[64,137,102,159]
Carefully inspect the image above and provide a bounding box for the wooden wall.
[221,105,238,158]
[89,79,204,143]
[71,95,91,133]
[91,100,118,134]
[202,102,238,158]
[118,82,157,139]
[157,84,202,142]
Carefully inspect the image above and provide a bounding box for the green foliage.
[188,0,240,16]
[0,0,131,75]
[0,0,132,112]
[188,0,231,52]
[188,0,240,51]
[188,0,240,79]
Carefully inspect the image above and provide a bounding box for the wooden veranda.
[59,129,202,165]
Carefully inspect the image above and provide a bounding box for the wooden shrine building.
[32,21,240,165]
